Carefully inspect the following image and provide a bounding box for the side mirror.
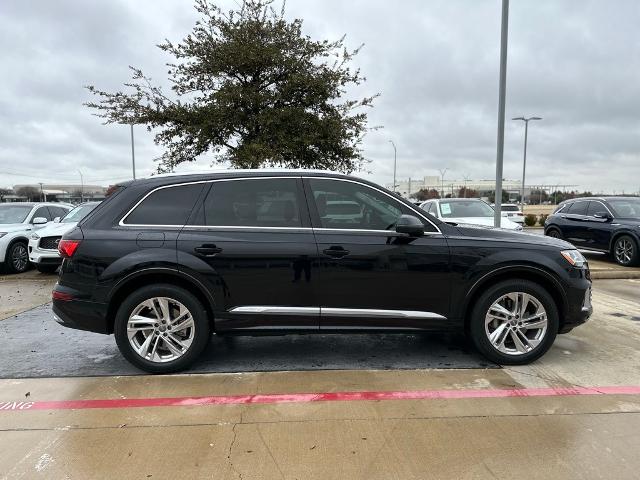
[396,214,425,237]
[32,217,48,225]
[53,217,61,223]
[593,212,612,221]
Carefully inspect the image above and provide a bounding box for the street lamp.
[78,170,84,203]
[438,168,448,198]
[130,124,136,180]
[389,140,397,192]
[512,116,542,207]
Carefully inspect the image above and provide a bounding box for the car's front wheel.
[612,235,639,267]
[469,280,559,365]
[4,241,30,274]
[545,228,563,239]
[114,284,211,373]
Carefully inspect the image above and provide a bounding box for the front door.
[304,177,451,330]
[177,177,319,332]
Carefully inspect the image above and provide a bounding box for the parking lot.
[1,261,640,479]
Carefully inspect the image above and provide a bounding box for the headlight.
[30,233,40,240]
[561,250,586,268]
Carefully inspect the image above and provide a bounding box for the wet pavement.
[0,279,639,479]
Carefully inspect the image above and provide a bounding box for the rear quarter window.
[123,183,204,226]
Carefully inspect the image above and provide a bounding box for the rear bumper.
[52,283,110,334]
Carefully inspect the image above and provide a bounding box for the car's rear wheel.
[612,235,638,267]
[469,280,559,365]
[114,284,210,373]
[545,228,563,239]
[4,241,30,274]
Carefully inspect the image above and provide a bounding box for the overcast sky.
[1,0,639,194]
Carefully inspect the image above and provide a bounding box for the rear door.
[584,200,614,250]
[562,200,590,246]
[305,177,451,330]
[176,177,320,332]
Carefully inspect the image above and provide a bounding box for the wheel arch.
[2,236,30,267]
[105,268,216,334]
[462,265,568,333]
[609,231,639,254]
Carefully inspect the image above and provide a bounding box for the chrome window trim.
[119,175,442,234]
[229,306,446,319]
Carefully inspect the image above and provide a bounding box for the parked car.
[491,203,525,224]
[420,198,523,230]
[544,196,640,266]
[0,202,72,273]
[53,171,591,373]
[28,202,100,273]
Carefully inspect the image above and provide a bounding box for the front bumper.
[28,242,62,266]
[558,270,593,333]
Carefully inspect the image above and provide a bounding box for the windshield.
[608,198,640,217]
[61,203,98,223]
[439,200,494,218]
[0,205,32,224]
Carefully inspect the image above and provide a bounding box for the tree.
[85,0,377,173]
[413,188,440,201]
[487,190,510,204]
[457,186,478,198]
[0,188,12,201]
[15,186,40,201]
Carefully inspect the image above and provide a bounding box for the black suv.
[53,171,592,372]
[544,197,640,267]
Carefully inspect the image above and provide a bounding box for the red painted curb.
[1,385,639,412]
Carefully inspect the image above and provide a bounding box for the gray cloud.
[1,0,639,194]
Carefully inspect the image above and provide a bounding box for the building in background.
[387,176,523,200]
[11,184,107,203]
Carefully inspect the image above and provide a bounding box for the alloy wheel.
[614,238,634,265]
[127,297,196,363]
[11,244,29,272]
[484,292,548,356]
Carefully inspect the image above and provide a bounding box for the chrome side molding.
[228,306,446,320]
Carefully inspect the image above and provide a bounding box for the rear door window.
[199,178,305,228]
[567,201,588,216]
[123,183,205,226]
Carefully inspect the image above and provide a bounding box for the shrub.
[524,214,537,227]
[538,214,548,226]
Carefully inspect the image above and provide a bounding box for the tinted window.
[125,183,204,225]
[32,206,52,222]
[201,178,303,227]
[586,201,608,217]
[308,178,435,231]
[608,198,640,217]
[49,206,70,219]
[567,201,588,216]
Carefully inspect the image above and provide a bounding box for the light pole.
[438,168,448,198]
[493,0,509,228]
[512,116,542,207]
[78,170,84,203]
[389,140,397,192]
[130,124,136,180]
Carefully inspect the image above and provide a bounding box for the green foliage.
[524,214,537,227]
[85,0,378,173]
[538,214,548,226]
[15,186,40,201]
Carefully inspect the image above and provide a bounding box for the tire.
[36,264,59,274]
[114,284,211,373]
[469,280,559,365]
[4,241,30,274]
[545,228,563,240]
[611,235,639,267]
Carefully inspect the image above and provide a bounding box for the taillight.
[58,239,81,258]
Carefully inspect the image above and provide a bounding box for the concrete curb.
[590,270,640,280]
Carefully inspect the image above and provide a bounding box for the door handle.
[194,244,223,257]
[323,247,350,258]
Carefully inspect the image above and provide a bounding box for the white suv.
[0,202,72,273]
[29,202,100,273]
